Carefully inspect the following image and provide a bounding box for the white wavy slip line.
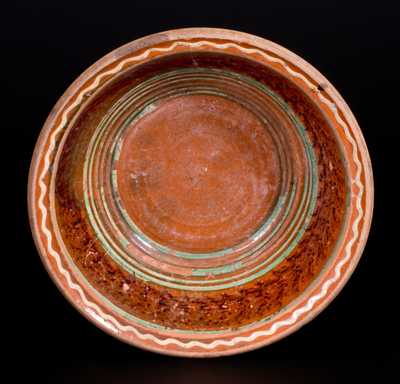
[36,40,364,350]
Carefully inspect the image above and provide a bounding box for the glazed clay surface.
[29,28,373,356]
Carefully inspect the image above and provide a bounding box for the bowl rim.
[28,27,374,357]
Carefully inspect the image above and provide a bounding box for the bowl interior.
[52,50,347,332]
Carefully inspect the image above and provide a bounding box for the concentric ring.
[82,68,317,291]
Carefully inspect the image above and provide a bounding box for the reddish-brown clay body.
[29,28,373,356]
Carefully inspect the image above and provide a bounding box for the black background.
[5,1,398,382]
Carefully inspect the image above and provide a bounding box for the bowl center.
[114,94,281,253]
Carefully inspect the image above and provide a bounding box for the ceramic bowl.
[28,28,373,357]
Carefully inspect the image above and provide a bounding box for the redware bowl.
[28,28,373,357]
